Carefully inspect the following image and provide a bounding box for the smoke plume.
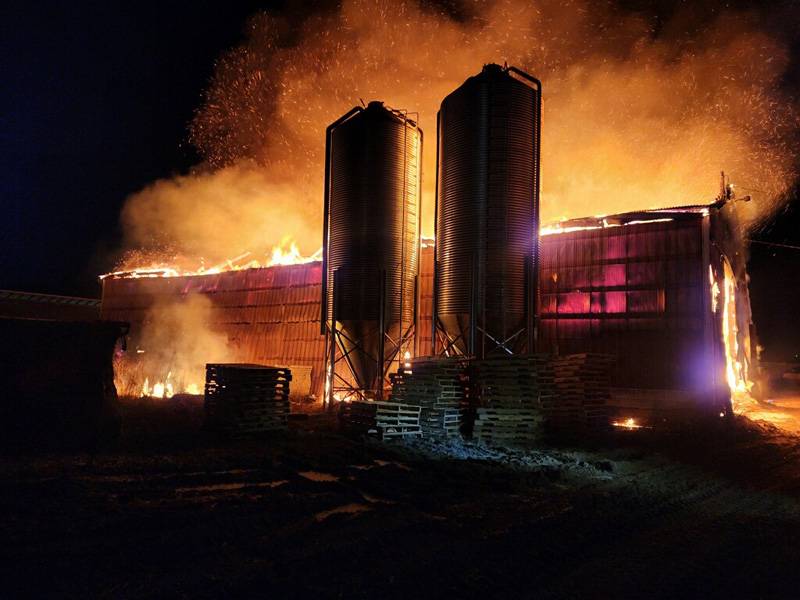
[120,0,799,264]
[115,293,234,396]
[120,162,318,268]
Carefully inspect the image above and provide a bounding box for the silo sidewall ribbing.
[327,103,421,391]
[436,65,540,357]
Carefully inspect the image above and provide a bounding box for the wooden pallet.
[339,400,422,440]
[472,406,543,445]
[468,353,615,432]
[388,357,470,438]
[469,355,552,410]
[543,354,614,429]
[204,363,292,436]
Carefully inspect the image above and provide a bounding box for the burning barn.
[101,193,755,426]
[538,197,755,423]
[100,261,325,399]
[99,62,756,426]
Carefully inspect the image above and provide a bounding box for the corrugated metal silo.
[434,64,542,358]
[322,101,422,400]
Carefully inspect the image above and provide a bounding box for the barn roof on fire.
[540,201,728,235]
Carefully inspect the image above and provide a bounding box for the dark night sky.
[1,1,799,360]
[1,1,272,295]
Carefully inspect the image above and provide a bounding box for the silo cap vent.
[482,63,505,74]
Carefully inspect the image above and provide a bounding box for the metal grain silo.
[322,101,422,402]
[434,64,541,358]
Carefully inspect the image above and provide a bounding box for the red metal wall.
[417,210,738,417]
[537,213,731,414]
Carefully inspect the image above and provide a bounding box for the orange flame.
[102,240,321,280]
[139,372,202,399]
[721,260,749,398]
[540,217,676,236]
[141,374,175,399]
[612,417,643,430]
[268,236,322,266]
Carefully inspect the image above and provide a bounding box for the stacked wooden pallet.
[542,353,614,429]
[204,363,291,436]
[469,356,550,445]
[472,407,544,445]
[470,355,553,407]
[389,357,469,438]
[339,400,422,440]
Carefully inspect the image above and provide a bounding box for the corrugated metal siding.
[538,217,714,393]
[102,211,740,408]
[101,262,327,396]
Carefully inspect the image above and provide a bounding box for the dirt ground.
[3,398,800,599]
[736,383,800,433]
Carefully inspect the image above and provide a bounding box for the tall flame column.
[322,102,422,403]
[434,64,541,358]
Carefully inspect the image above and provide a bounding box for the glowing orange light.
[101,241,322,280]
[612,417,642,430]
[721,260,748,397]
[540,217,673,236]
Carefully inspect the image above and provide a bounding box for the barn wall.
[102,206,751,416]
[101,262,327,397]
[417,209,746,417]
[538,215,717,394]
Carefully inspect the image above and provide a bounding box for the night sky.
[2,1,272,295]
[1,1,799,360]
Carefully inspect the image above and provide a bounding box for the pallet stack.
[542,353,614,429]
[469,356,551,445]
[204,363,291,436]
[339,400,422,440]
[388,357,469,438]
[470,355,553,407]
[472,407,544,445]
